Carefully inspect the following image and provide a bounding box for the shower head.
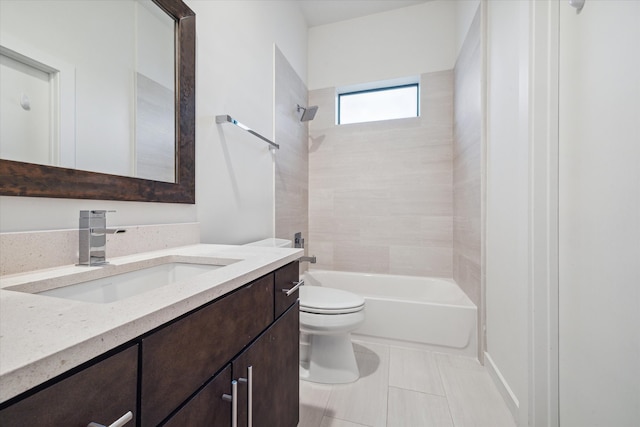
[297,104,319,122]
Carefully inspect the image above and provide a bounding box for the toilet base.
[300,332,359,384]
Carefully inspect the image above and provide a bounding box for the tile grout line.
[330,415,372,427]
[385,343,391,427]
[387,384,448,399]
[321,381,333,425]
[435,355,458,427]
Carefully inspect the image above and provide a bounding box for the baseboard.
[484,351,519,422]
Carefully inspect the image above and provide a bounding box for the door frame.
[527,0,560,426]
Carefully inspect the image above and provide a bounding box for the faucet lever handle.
[78,209,123,266]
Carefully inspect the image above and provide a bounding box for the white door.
[559,1,640,426]
[0,52,53,164]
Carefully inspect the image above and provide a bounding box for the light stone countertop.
[0,244,303,403]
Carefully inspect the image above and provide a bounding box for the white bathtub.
[301,270,477,357]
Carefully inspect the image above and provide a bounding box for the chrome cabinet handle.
[222,380,238,427]
[87,411,133,427]
[248,366,253,427]
[282,280,304,296]
[238,366,253,427]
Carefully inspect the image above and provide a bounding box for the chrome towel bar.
[215,115,279,150]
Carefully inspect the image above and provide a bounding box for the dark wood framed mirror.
[0,0,195,203]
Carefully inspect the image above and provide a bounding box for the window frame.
[337,82,420,125]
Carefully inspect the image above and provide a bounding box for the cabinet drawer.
[274,261,300,318]
[0,344,138,427]
[140,275,274,427]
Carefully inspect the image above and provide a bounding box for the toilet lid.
[299,286,365,314]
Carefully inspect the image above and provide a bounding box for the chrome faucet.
[78,210,125,266]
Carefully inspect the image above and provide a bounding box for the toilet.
[243,238,366,384]
[299,285,365,384]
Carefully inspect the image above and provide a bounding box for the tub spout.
[299,255,317,264]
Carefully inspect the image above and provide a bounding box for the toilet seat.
[299,286,365,314]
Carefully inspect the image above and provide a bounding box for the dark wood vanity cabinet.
[163,301,299,427]
[0,261,300,427]
[159,262,300,427]
[0,344,138,427]
[140,274,274,426]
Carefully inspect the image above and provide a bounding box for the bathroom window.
[338,83,419,125]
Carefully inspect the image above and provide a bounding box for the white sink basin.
[37,262,220,304]
[5,255,240,304]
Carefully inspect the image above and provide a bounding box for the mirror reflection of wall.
[0,53,53,166]
[0,0,175,182]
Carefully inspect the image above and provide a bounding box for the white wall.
[558,1,640,425]
[186,0,307,244]
[484,0,530,424]
[307,0,457,91]
[455,0,481,57]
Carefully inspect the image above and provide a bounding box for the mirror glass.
[0,0,176,183]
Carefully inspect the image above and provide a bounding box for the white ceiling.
[297,0,431,28]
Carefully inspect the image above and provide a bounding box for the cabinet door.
[274,261,300,318]
[163,365,232,427]
[232,302,299,427]
[0,344,138,427]
[141,275,274,427]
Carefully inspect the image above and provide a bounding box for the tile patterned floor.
[299,340,516,427]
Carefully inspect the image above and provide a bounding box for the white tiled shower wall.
[274,46,309,272]
[453,7,482,359]
[308,71,454,277]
